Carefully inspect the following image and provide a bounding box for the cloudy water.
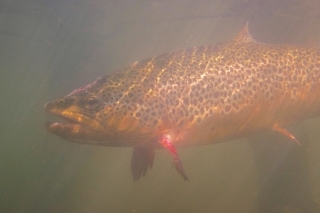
[1,0,320,212]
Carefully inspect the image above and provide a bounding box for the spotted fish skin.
[45,24,320,180]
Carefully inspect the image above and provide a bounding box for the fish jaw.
[45,121,106,144]
[44,100,108,144]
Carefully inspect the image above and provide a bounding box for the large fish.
[45,23,320,181]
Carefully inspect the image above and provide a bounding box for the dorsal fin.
[232,21,256,44]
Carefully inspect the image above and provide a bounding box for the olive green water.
[1,0,320,212]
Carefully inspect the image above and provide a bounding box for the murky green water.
[1,0,320,212]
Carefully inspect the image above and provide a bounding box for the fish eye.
[84,96,100,110]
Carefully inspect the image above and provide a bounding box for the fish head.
[44,74,149,147]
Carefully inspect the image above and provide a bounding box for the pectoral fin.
[158,134,189,181]
[131,146,155,181]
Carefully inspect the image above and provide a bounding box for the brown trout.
[45,24,320,181]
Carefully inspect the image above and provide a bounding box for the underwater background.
[1,0,320,212]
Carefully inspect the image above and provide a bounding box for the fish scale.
[45,23,320,181]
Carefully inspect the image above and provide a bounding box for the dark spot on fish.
[135,112,141,117]
[213,91,220,99]
[225,105,231,112]
[142,116,149,121]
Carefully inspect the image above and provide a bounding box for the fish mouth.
[45,116,85,134]
[44,102,105,143]
[44,102,87,129]
[45,120,93,142]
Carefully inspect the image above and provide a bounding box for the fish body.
[45,24,320,180]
